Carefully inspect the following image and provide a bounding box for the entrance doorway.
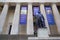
[57,6,60,14]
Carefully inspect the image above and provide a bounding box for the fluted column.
[0,3,9,34]
[27,3,34,35]
[11,3,20,34]
[40,4,50,34]
[51,4,60,34]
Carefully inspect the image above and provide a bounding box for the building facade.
[0,0,60,37]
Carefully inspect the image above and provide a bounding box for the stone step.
[0,35,60,40]
[28,37,60,40]
[0,35,28,40]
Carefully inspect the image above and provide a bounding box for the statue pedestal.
[37,28,49,37]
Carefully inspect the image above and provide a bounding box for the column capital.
[28,3,32,6]
[16,3,20,5]
[40,3,44,5]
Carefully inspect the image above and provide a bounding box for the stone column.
[40,4,50,34]
[0,3,9,33]
[11,3,20,34]
[37,4,50,37]
[51,4,60,34]
[27,3,34,35]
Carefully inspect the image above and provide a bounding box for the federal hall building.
[0,0,60,37]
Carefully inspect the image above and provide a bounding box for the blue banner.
[20,14,27,24]
[45,6,55,25]
[19,6,27,24]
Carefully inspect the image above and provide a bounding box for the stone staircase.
[0,35,28,40]
[28,37,60,40]
[0,35,60,40]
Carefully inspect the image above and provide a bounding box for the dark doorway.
[57,6,60,14]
